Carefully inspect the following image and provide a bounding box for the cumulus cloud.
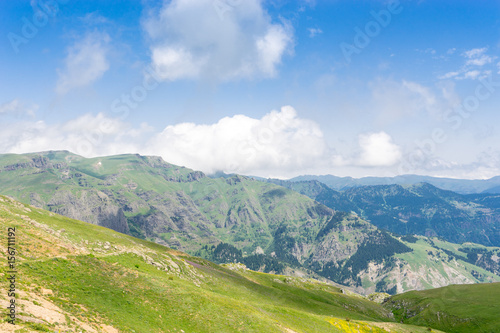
[56,31,110,94]
[146,106,329,176]
[143,0,293,82]
[357,132,402,167]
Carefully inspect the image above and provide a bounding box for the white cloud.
[0,99,37,117]
[357,132,402,167]
[0,107,334,178]
[439,71,459,80]
[0,113,150,157]
[146,106,329,176]
[441,69,491,81]
[439,47,497,81]
[463,70,481,80]
[143,0,293,82]
[56,32,110,94]
[2,106,499,179]
[151,46,204,81]
[308,27,323,38]
[0,99,21,114]
[465,55,493,67]
[463,47,487,59]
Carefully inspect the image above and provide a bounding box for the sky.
[1,0,500,179]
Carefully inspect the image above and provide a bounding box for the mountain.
[1,151,499,295]
[291,174,500,194]
[1,194,450,333]
[383,282,500,332]
[272,180,500,247]
[0,151,333,254]
[483,185,500,194]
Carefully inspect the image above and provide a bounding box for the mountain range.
[290,174,500,194]
[1,151,500,297]
[2,194,498,332]
[268,179,500,247]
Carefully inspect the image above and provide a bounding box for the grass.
[385,282,500,333]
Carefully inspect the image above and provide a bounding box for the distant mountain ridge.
[290,174,500,194]
[268,179,500,247]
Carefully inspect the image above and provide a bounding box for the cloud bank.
[3,105,497,179]
[1,106,399,178]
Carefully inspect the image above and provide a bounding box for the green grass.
[0,194,452,332]
[385,282,500,332]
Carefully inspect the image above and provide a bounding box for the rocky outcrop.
[46,190,130,234]
[3,155,67,171]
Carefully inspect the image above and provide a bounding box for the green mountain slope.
[383,282,500,333]
[0,195,447,333]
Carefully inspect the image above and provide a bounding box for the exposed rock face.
[3,156,68,171]
[98,207,129,234]
[45,190,130,234]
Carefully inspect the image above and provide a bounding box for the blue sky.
[1,0,500,179]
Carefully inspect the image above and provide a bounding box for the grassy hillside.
[0,195,446,333]
[384,282,500,332]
